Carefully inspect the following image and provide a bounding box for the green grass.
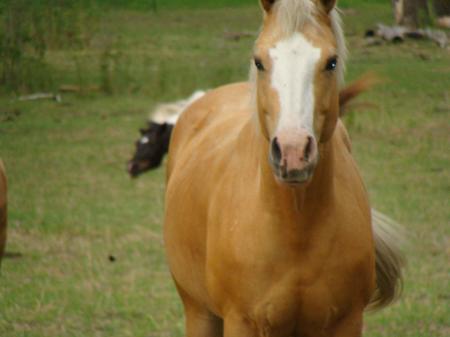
[0,2,449,337]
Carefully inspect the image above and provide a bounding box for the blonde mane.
[274,0,318,35]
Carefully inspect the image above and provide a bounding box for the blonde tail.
[339,73,379,117]
[368,209,406,311]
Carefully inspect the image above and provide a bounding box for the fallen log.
[17,93,61,102]
[365,23,449,48]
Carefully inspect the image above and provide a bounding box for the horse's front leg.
[224,310,297,337]
[184,305,223,337]
[177,287,223,337]
[224,311,257,337]
[329,310,363,337]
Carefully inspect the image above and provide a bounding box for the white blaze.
[269,33,321,136]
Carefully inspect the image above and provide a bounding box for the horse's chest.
[208,216,371,334]
[251,268,356,334]
[207,187,373,332]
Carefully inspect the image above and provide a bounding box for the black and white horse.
[127,91,205,177]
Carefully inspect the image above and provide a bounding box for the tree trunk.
[433,0,450,16]
[392,0,430,29]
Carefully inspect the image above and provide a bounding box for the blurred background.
[0,0,448,336]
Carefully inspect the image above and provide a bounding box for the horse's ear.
[319,0,337,13]
[158,123,168,134]
[260,0,277,12]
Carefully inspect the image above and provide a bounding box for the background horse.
[128,121,174,177]
[127,91,205,177]
[164,0,404,336]
[0,159,7,266]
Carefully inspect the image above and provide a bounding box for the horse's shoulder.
[175,82,250,128]
[167,82,251,178]
[330,120,369,204]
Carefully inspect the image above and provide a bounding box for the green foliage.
[0,0,395,95]
[0,0,99,93]
[92,0,390,10]
[339,0,387,7]
[93,0,255,10]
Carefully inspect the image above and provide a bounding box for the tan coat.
[165,83,376,336]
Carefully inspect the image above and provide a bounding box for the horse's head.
[127,121,173,177]
[254,0,345,186]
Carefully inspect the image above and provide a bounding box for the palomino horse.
[0,160,7,266]
[164,0,404,336]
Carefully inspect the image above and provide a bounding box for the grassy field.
[0,1,449,336]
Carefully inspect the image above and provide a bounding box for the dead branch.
[17,93,61,102]
[365,23,449,48]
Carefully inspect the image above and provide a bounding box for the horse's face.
[127,122,173,177]
[255,0,340,186]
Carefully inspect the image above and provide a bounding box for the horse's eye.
[254,58,265,71]
[325,56,338,72]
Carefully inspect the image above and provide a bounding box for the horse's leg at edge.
[176,285,223,337]
[184,304,223,337]
[223,311,256,337]
[330,310,363,337]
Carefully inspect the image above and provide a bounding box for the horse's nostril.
[304,136,313,162]
[271,137,282,164]
[128,161,141,174]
